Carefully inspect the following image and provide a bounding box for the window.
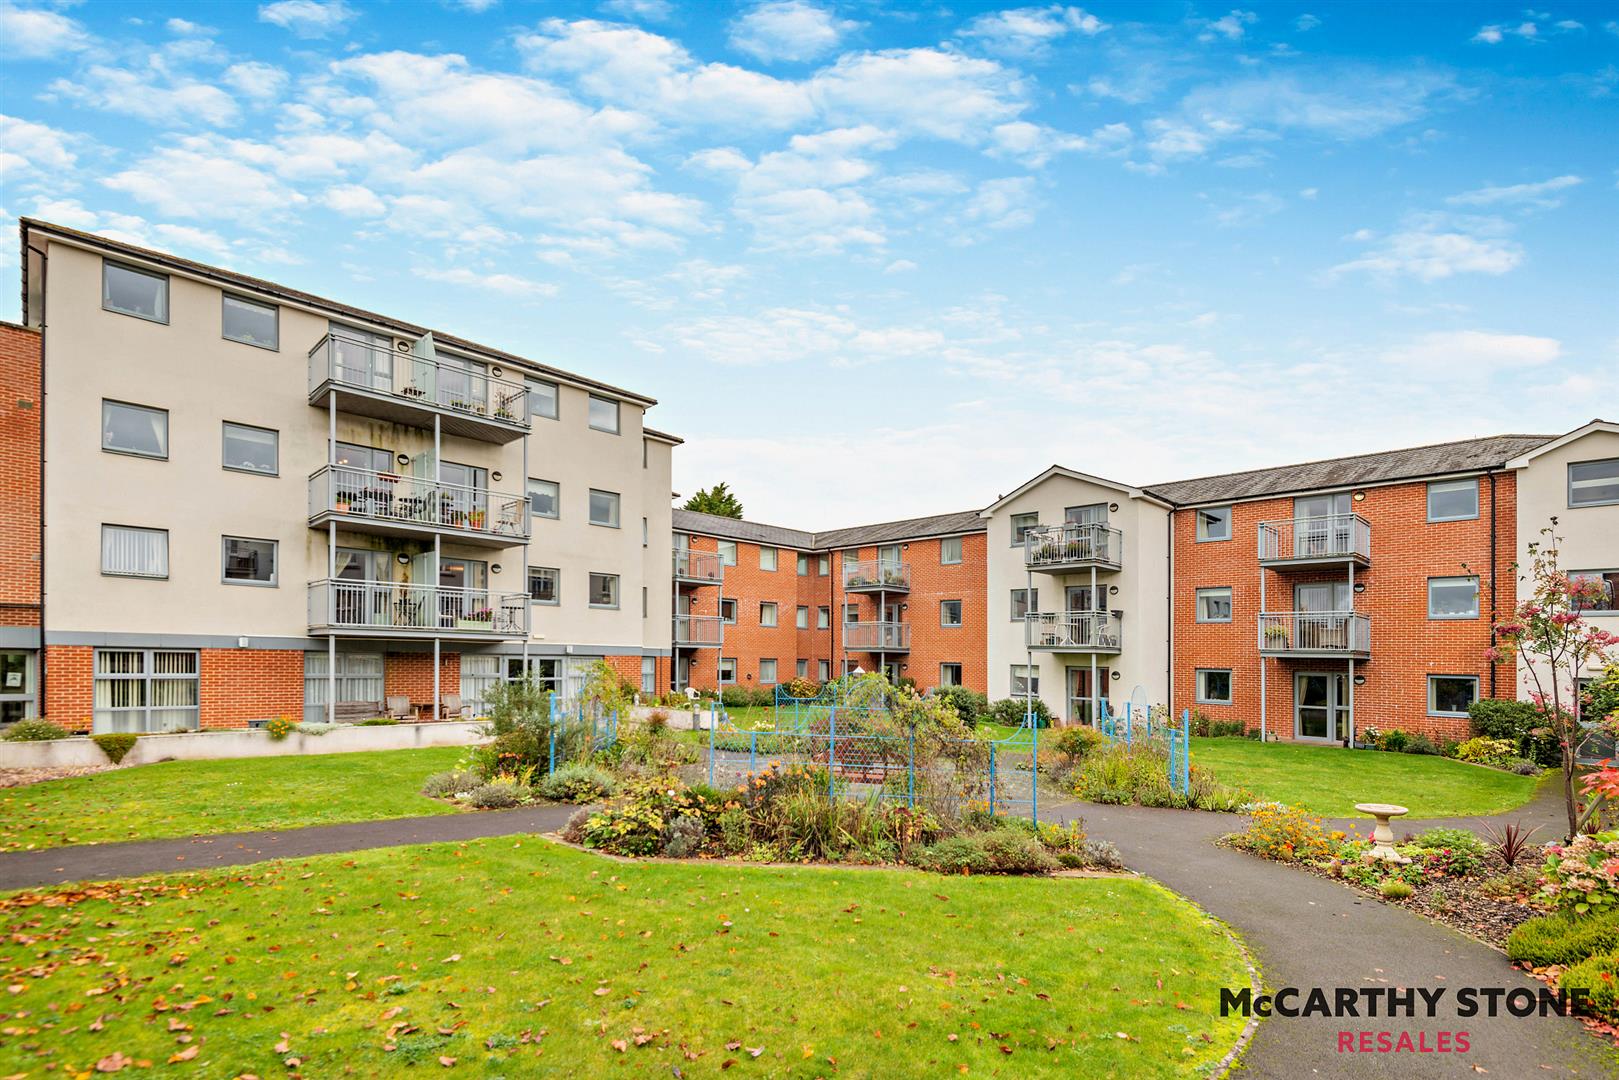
[718,657,737,684]
[1571,570,1619,614]
[760,546,778,571]
[1010,664,1040,696]
[641,656,656,694]
[817,606,830,629]
[797,659,809,678]
[796,606,809,629]
[797,553,810,575]
[588,489,620,528]
[94,649,197,733]
[588,572,619,608]
[102,261,168,323]
[303,652,382,723]
[720,598,738,623]
[102,400,167,459]
[1569,458,1619,508]
[642,517,648,547]
[334,441,392,474]
[940,663,962,687]
[941,536,963,564]
[1010,588,1039,620]
[1066,503,1108,525]
[1196,587,1233,622]
[222,536,277,586]
[1427,478,1479,522]
[1011,512,1039,545]
[222,294,278,349]
[528,378,559,421]
[759,602,778,627]
[844,603,858,623]
[718,540,738,566]
[222,422,278,475]
[818,660,830,681]
[459,655,503,715]
[817,555,829,576]
[760,659,778,685]
[1196,669,1233,704]
[940,600,963,627]
[1427,576,1479,619]
[102,525,168,578]
[0,651,36,725]
[528,479,559,519]
[529,566,559,604]
[642,586,649,618]
[1428,675,1478,717]
[588,395,620,433]
[1196,507,1232,542]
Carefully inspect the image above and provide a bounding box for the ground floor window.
[505,656,559,697]
[303,652,384,721]
[95,648,198,733]
[460,654,502,714]
[760,658,777,685]
[939,663,962,687]
[1195,668,1233,704]
[0,651,36,725]
[1427,674,1478,717]
[796,659,809,678]
[1578,676,1616,762]
[718,657,737,684]
[1010,664,1039,697]
[641,656,656,694]
[818,660,830,681]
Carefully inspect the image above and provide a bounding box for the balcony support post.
[1347,560,1356,746]
[521,428,529,673]
[1090,565,1099,724]
[1025,566,1034,728]
[326,514,336,724]
[1259,555,1268,741]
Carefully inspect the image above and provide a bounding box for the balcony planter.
[455,609,494,631]
[467,510,486,531]
[1262,626,1290,648]
[402,386,427,398]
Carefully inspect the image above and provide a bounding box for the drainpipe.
[26,241,47,718]
[1488,470,1498,699]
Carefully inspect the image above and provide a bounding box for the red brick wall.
[1171,474,1518,742]
[41,645,92,729]
[0,323,41,625]
[679,537,826,691]
[199,649,303,728]
[385,651,461,704]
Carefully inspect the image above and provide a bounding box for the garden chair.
[386,696,413,721]
[440,694,470,720]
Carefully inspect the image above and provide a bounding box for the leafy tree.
[683,482,744,519]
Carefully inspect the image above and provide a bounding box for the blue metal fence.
[546,693,619,773]
[1097,700,1190,796]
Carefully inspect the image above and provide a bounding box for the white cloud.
[101,137,309,220]
[1208,190,1284,227]
[166,17,213,36]
[955,176,1039,233]
[986,120,1091,167]
[959,6,1106,57]
[321,183,386,216]
[659,306,946,366]
[729,2,858,64]
[48,63,241,127]
[815,48,1029,143]
[416,266,559,298]
[223,61,289,102]
[258,0,356,38]
[1329,216,1523,281]
[1198,10,1258,43]
[1294,14,1321,31]
[451,0,499,11]
[25,198,240,262]
[0,4,92,59]
[1446,174,1582,208]
[602,0,673,20]
[884,259,917,273]
[0,114,78,187]
[1381,331,1560,373]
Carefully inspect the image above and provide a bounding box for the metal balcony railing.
[1023,522,1123,572]
[308,581,529,637]
[1258,611,1371,656]
[309,466,528,541]
[673,614,724,647]
[308,332,529,438]
[1024,611,1122,652]
[843,621,911,651]
[673,548,724,585]
[1257,514,1371,566]
[843,559,910,592]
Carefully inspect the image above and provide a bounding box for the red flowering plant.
[1486,525,1619,837]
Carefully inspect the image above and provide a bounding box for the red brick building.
[0,322,42,723]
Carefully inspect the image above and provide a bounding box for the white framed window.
[460,655,502,716]
[222,422,278,475]
[759,546,778,571]
[1196,587,1233,623]
[588,572,619,608]
[759,602,778,627]
[817,606,830,629]
[1427,478,1479,522]
[641,656,656,694]
[528,479,559,519]
[720,597,738,623]
[817,555,829,576]
[818,660,830,681]
[1427,576,1479,619]
[1011,512,1039,545]
[796,659,809,678]
[940,663,962,687]
[588,395,620,434]
[796,605,810,629]
[1010,664,1039,696]
[941,536,963,564]
[760,659,778,685]
[529,566,559,604]
[718,657,737,684]
[1196,507,1232,542]
[1196,669,1233,704]
[102,400,168,459]
[588,489,620,528]
[718,540,738,566]
[844,603,858,623]
[303,652,383,722]
[1571,570,1619,615]
[222,536,277,586]
[1010,588,1038,620]
[940,599,963,627]
[1569,458,1619,508]
[1428,675,1479,717]
[528,378,559,421]
[222,294,278,349]
[797,553,810,575]
[102,525,168,578]
[102,260,168,323]
[94,648,197,733]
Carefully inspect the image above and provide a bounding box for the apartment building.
[670,509,988,693]
[0,321,42,725]
[17,219,676,732]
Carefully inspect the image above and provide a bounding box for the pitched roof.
[672,509,816,550]
[1144,433,1555,506]
[20,218,656,406]
[642,426,684,445]
[672,507,986,551]
[1504,419,1617,467]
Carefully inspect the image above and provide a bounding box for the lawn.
[1188,737,1543,819]
[0,746,468,851]
[0,839,1249,1078]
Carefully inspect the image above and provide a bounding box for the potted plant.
[402,385,426,398]
[455,607,494,630]
[1263,624,1290,649]
[467,509,486,530]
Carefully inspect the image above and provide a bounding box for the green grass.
[0,747,468,851]
[1187,737,1542,819]
[0,839,1249,1078]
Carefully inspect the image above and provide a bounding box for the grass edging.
[1211,916,1263,1079]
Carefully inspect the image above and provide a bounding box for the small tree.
[1488,524,1619,837]
[683,482,744,518]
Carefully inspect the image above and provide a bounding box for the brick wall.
[41,644,92,729]
[680,536,829,691]
[1172,474,1518,742]
[385,651,461,704]
[0,323,41,624]
[199,648,303,728]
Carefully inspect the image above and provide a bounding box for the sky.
[1,1,1615,529]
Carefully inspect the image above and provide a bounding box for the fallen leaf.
[438,1055,456,1067]
[167,1047,199,1064]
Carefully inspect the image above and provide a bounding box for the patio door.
[334,547,389,626]
[1295,671,1349,742]
[1294,493,1351,557]
[1067,665,1109,726]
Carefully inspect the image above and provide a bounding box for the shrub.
[645,708,670,733]
[1403,733,1441,756]
[1453,737,1516,766]
[782,676,820,699]
[537,763,617,804]
[1380,729,1409,753]
[1079,838,1124,870]
[915,835,993,875]
[1071,742,1249,812]
[935,687,989,727]
[1379,880,1414,900]
[1037,819,1087,854]
[91,733,138,764]
[1506,758,1542,775]
[295,722,340,736]
[1209,720,1248,738]
[1468,698,1557,764]
[467,781,523,810]
[1482,819,1544,868]
[2,718,70,741]
[1051,726,1107,760]
[562,807,591,844]
[421,770,480,798]
[265,715,296,741]
[720,687,750,708]
[1505,909,1619,967]
[1409,827,1485,856]
[977,825,1059,874]
[1559,947,1619,1020]
[359,717,398,726]
[1539,831,1619,914]
[1232,803,1330,862]
[662,815,706,858]
[987,697,1052,729]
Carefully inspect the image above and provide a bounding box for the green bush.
[1403,733,1441,756]
[662,814,706,858]
[1079,838,1124,869]
[537,763,617,804]
[1559,947,1619,1020]
[420,770,480,798]
[1072,742,1248,812]
[1505,909,1619,967]
[987,696,1052,729]
[934,687,989,727]
[1209,720,1248,738]
[359,717,398,726]
[2,718,70,741]
[265,715,296,741]
[1379,880,1414,900]
[467,781,523,810]
[781,676,820,699]
[1409,827,1485,856]
[1379,729,1409,753]
[1051,726,1108,759]
[915,835,993,875]
[977,825,1059,874]
[91,733,138,764]
[720,686,751,708]
[1468,698,1558,765]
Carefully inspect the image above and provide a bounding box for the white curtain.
[102,526,167,577]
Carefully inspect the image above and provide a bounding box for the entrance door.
[1295,672,1349,742]
[1067,666,1109,726]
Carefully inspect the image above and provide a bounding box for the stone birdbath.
[1355,803,1411,864]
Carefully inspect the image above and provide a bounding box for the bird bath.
[1355,802,1411,864]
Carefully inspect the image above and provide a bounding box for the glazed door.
[1295,672,1349,742]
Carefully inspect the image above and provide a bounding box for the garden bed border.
[0,721,489,769]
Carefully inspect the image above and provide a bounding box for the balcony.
[1023,523,1123,573]
[1025,611,1122,653]
[308,581,529,641]
[673,548,724,586]
[1258,612,1371,658]
[308,332,530,444]
[308,467,528,549]
[1257,514,1371,568]
[844,621,911,652]
[843,559,910,593]
[673,614,724,648]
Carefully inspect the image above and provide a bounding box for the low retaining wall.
[0,721,490,769]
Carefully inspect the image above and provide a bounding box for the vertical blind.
[101,526,168,577]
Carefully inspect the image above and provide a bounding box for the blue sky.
[2,1,1615,527]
